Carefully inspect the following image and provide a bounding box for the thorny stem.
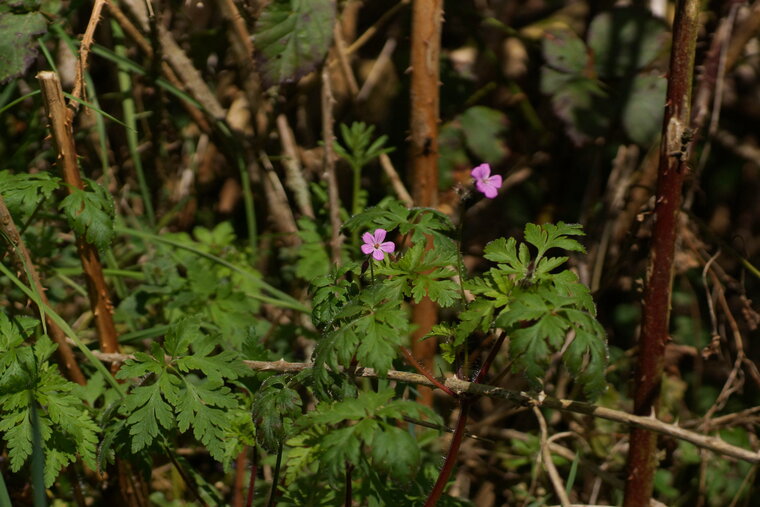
[624,0,701,504]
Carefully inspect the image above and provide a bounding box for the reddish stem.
[400,346,457,398]
[423,398,471,507]
[624,0,701,505]
[245,446,258,507]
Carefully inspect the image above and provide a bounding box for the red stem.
[400,346,457,398]
[624,0,700,505]
[245,446,257,507]
[423,399,471,507]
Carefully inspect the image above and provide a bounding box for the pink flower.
[471,163,502,199]
[361,229,395,261]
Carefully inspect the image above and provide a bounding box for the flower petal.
[379,241,395,253]
[488,174,502,189]
[373,228,387,243]
[471,163,491,180]
[475,180,490,195]
[482,184,498,199]
[372,249,385,261]
[362,232,375,245]
[361,243,375,255]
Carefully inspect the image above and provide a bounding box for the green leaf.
[0,11,47,83]
[0,171,61,219]
[59,179,115,250]
[622,72,667,146]
[543,28,589,74]
[175,379,234,461]
[253,0,336,88]
[459,106,508,164]
[563,318,608,399]
[523,222,586,259]
[121,378,176,453]
[587,6,669,79]
[251,377,302,452]
[370,425,420,480]
[548,76,611,145]
[295,217,332,280]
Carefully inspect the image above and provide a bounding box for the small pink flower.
[361,229,395,261]
[471,163,502,199]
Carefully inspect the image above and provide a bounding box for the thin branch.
[533,406,571,507]
[96,354,760,464]
[70,0,108,113]
[276,114,315,218]
[321,65,343,265]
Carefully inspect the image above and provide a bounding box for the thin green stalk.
[112,21,155,227]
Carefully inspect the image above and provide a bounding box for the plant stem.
[266,442,284,507]
[344,462,353,507]
[408,0,443,407]
[624,1,701,504]
[423,398,471,507]
[245,446,258,507]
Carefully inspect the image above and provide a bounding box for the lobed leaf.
[253,0,336,88]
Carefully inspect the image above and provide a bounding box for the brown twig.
[276,114,315,219]
[69,0,108,113]
[321,65,343,265]
[0,196,86,385]
[107,0,213,134]
[37,71,121,357]
[533,406,571,507]
[93,354,760,464]
[346,0,410,55]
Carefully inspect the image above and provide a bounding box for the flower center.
[374,242,380,249]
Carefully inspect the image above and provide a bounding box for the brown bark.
[409,0,443,407]
[623,1,701,505]
[37,71,121,356]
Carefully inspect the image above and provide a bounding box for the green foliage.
[334,122,394,171]
[541,6,668,146]
[290,389,437,481]
[114,318,249,462]
[343,198,456,250]
[313,282,410,377]
[0,312,99,487]
[378,242,460,307]
[438,106,509,177]
[251,376,302,452]
[587,7,669,79]
[0,170,60,220]
[59,178,115,250]
[439,223,607,398]
[253,0,336,88]
[295,217,332,280]
[0,9,46,83]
